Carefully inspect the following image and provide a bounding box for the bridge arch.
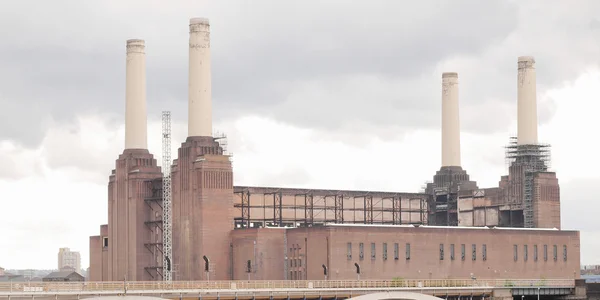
[348,292,446,300]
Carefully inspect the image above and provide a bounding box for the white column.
[441,72,461,167]
[188,17,213,137]
[125,39,148,150]
[517,56,538,145]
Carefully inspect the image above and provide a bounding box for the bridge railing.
[0,279,575,293]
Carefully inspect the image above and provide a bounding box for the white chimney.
[517,56,538,145]
[441,72,461,167]
[124,39,148,149]
[188,17,212,137]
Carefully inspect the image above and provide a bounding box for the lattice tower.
[162,111,173,281]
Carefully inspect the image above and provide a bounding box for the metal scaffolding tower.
[505,137,551,228]
[162,111,173,281]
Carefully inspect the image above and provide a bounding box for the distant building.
[583,265,600,276]
[43,271,85,282]
[58,247,81,272]
[0,267,40,282]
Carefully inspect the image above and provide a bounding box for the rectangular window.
[347,242,352,260]
[534,245,538,262]
[406,243,411,260]
[553,245,557,261]
[461,244,465,261]
[359,243,364,260]
[524,245,528,262]
[439,244,444,260]
[482,244,487,261]
[544,245,548,261]
[371,243,376,260]
[563,245,567,261]
[513,244,518,261]
[102,237,108,248]
[450,244,455,260]
[394,243,399,260]
[383,243,388,260]
[472,244,476,261]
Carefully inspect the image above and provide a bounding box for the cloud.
[4,1,600,148]
[0,0,514,147]
[0,141,44,180]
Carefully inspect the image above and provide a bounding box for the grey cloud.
[2,0,600,149]
[0,0,518,147]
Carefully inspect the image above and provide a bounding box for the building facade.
[58,248,81,272]
[88,18,576,282]
[231,225,580,281]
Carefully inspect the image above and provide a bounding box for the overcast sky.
[1,0,600,270]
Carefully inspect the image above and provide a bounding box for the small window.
[406,243,411,260]
[450,244,455,260]
[471,244,476,261]
[544,245,548,261]
[553,245,557,261]
[102,237,108,248]
[563,245,567,261]
[461,244,465,261]
[482,244,487,261]
[534,245,538,262]
[394,243,399,260]
[439,244,444,260]
[524,245,528,262]
[371,243,376,260]
[513,244,518,261]
[383,243,388,260]
[347,242,352,260]
[359,243,364,260]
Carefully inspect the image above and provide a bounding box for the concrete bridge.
[0,279,584,300]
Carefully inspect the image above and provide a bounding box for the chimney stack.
[188,17,212,137]
[124,39,148,149]
[441,72,461,167]
[517,56,538,145]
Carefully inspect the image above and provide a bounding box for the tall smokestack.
[441,72,461,167]
[517,56,538,145]
[124,39,148,149]
[188,17,212,137]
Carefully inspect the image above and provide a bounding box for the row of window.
[440,244,486,261]
[513,244,567,262]
[347,242,410,261]
[346,242,568,262]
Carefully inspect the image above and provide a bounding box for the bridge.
[0,279,580,300]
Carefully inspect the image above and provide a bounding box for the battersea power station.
[89,17,580,282]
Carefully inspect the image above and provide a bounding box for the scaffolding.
[425,168,460,226]
[143,178,163,279]
[162,111,173,281]
[213,131,229,155]
[233,187,428,228]
[504,137,551,228]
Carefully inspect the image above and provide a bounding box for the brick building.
[88,18,579,282]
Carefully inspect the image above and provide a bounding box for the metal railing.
[0,279,575,294]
